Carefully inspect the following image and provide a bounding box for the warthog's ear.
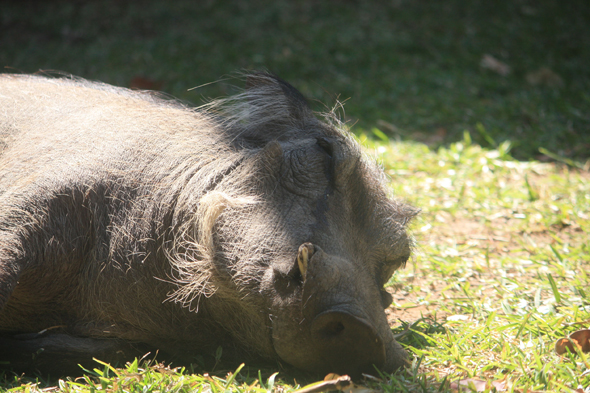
[245,72,312,121]
[235,72,317,142]
[208,72,319,146]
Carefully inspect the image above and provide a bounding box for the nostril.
[310,310,386,375]
[318,321,345,338]
[332,321,345,335]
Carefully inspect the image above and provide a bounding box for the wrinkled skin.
[0,72,417,376]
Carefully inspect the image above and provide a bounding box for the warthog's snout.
[311,310,386,375]
[271,243,405,376]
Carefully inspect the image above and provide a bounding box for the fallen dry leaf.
[526,67,564,88]
[480,54,511,76]
[294,374,357,393]
[555,329,590,355]
[129,76,163,91]
[293,374,379,393]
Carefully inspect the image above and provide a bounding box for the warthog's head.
[170,73,417,376]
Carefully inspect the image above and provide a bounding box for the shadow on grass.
[1,0,588,161]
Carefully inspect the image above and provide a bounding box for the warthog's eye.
[396,254,410,270]
[379,255,410,287]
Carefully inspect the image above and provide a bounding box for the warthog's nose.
[310,310,386,375]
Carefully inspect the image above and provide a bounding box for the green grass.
[364,133,590,392]
[1,1,589,391]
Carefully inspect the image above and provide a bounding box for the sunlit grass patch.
[1,361,293,393]
[364,132,590,391]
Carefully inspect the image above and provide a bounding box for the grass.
[365,132,590,391]
[1,135,588,392]
[1,0,589,391]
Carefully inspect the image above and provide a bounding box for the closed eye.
[379,255,410,287]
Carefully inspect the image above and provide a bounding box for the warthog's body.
[0,73,416,375]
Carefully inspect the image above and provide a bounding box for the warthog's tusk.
[297,243,314,280]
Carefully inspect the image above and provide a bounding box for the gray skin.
[0,72,417,376]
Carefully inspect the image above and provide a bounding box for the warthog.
[0,72,417,376]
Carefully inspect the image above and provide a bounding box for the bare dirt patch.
[385,210,587,328]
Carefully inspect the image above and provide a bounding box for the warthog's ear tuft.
[203,72,318,146]
[245,72,311,120]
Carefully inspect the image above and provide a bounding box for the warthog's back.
[0,75,219,189]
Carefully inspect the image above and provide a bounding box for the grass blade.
[547,273,561,303]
